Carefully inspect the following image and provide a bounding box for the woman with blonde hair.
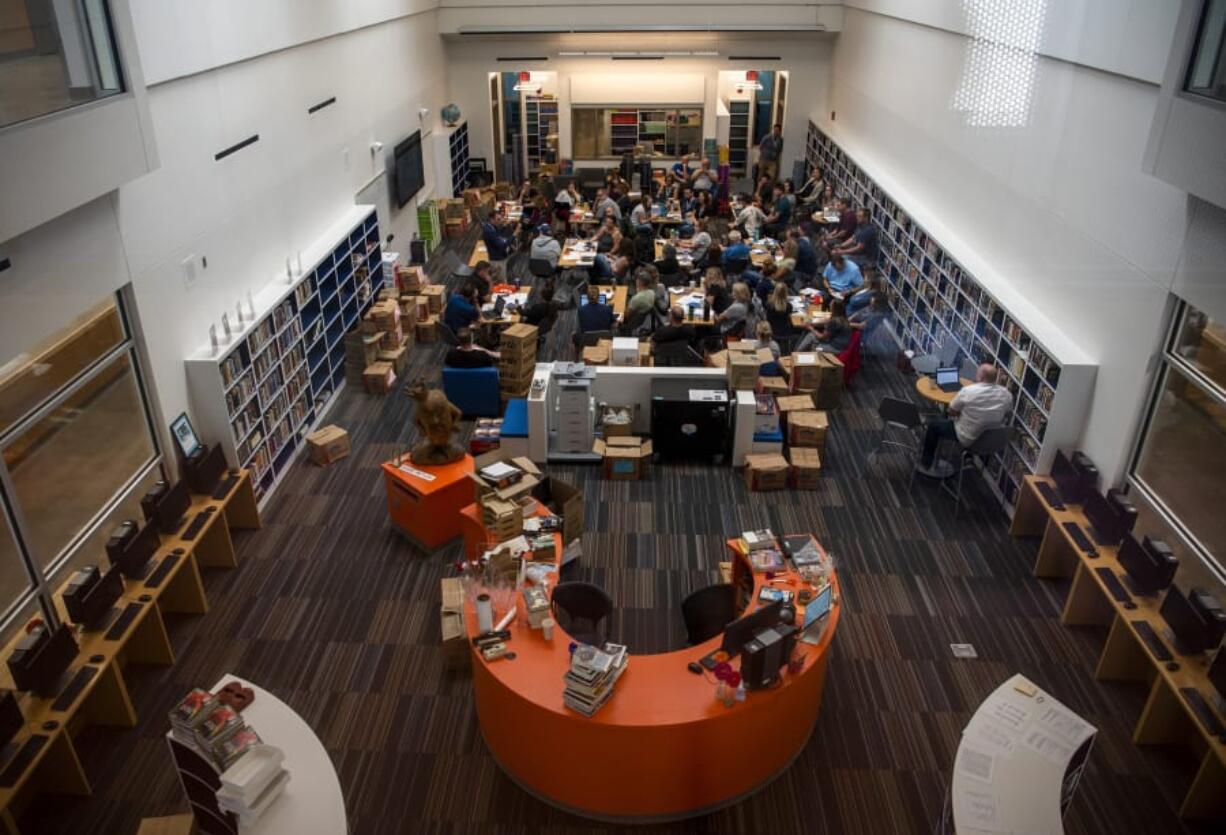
[755,320,781,360]
[716,282,752,335]
[766,280,796,337]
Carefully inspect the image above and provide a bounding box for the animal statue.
[407,380,464,465]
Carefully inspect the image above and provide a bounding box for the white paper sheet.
[956,744,996,785]
[985,698,1030,732]
[954,788,1000,832]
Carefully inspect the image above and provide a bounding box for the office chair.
[681,584,737,646]
[871,397,924,464]
[960,356,979,381]
[529,257,556,282]
[551,582,613,646]
[572,328,612,357]
[653,341,704,367]
[941,426,1011,516]
[438,321,461,347]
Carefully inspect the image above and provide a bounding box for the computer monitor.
[62,564,124,630]
[0,691,23,753]
[1117,534,1178,595]
[105,519,160,580]
[169,413,201,460]
[935,367,958,387]
[7,623,78,698]
[802,584,833,632]
[1051,450,1082,505]
[185,443,226,495]
[1083,489,1125,548]
[1161,585,1214,654]
[720,599,783,657]
[141,479,190,535]
[1209,650,1226,700]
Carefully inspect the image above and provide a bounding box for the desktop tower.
[741,624,799,690]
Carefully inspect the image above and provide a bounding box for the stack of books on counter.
[170,689,262,771]
[563,643,629,717]
[217,744,291,826]
[740,529,785,572]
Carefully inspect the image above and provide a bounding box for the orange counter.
[466,536,840,821]
[382,454,474,549]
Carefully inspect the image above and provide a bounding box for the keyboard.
[144,553,181,589]
[211,474,239,500]
[180,510,210,541]
[1180,687,1226,737]
[105,602,142,641]
[0,734,49,787]
[1131,620,1173,662]
[1062,522,1098,557]
[52,666,99,712]
[1095,567,1132,605]
[1036,482,1065,511]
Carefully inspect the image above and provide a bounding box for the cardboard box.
[423,285,446,314]
[440,610,469,670]
[592,436,653,480]
[582,344,610,365]
[441,577,464,613]
[610,337,641,367]
[379,326,403,351]
[789,447,822,489]
[378,346,409,376]
[776,394,816,418]
[501,323,539,357]
[470,450,542,504]
[363,361,396,394]
[745,453,789,491]
[416,315,438,343]
[600,404,637,438]
[753,394,779,435]
[345,331,383,369]
[306,425,350,466]
[377,287,400,302]
[787,410,829,450]
[727,352,760,390]
[759,376,789,395]
[396,265,425,293]
[480,497,523,541]
[533,476,584,545]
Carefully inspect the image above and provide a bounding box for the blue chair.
[442,366,501,417]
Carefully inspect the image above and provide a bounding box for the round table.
[466,537,841,822]
[915,375,973,407]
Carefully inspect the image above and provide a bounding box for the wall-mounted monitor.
[393,131,425,208]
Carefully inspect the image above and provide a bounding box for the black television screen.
[1161,585,1211,654]
[1052,450,1081,505]
[393,132,425,208]
[1083,490,1124,547]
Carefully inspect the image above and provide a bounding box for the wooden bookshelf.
[805,121,1097,514]
[186,206,385,506]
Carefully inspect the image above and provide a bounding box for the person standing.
[758,124,784,183]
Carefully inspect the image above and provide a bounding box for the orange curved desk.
[466,537,840,822]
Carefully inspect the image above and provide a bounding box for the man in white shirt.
[679,217,713,267]
[919,364,1013,469]
[629,194,652,227]
[529,225,561,270]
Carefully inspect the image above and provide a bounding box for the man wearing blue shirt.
[671,155,691,180]
[792,229,819,279]
[722,230,750,273]
[481,210,514,278]
[443,284,480,333]
[822,252,864,299]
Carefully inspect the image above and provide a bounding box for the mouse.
[687,662,703,675]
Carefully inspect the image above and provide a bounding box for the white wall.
[0,7,447,456]
[819,5,1207,484]
[436,1,843,34]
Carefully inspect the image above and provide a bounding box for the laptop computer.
[935,366,962,393]
[799,583,834,645]
[482,296,507,320]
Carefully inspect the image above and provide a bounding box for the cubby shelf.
[186,205,384,507]
[805,121,1097,514]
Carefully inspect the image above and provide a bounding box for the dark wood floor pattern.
[25,230,1212,834]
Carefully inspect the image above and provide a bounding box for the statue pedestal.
[382,454,475,551]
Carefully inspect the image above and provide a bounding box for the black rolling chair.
[529,257,557,282]
[653,340,704,367]
[942,425,1012,516]
[551,582,613,646]
[681,584,737,646]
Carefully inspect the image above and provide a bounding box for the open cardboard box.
[532,476,584,545]
[470,449,542,503]
[592,436,653,480]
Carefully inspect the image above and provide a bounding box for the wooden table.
[587,285,628,318]
[1010,475,1226,822]
[811,210,842,226]
[559,239,599,270]
[466,533,840,821]
[468,240,489,268]
[915,375,973,407]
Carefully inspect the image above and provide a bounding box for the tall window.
[1186,0,1226,102]
[1127,301,1226,588]
[0,293,161,638]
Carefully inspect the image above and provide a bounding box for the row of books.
[563,642,629,717]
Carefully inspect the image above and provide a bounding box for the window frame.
[1181,0,1226,106]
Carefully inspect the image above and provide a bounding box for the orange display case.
[466,534,840,822]
[382,454,475,550]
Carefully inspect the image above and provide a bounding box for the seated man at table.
[630,194,653,228]
[846,273,881,315]
[594,188,621,225]
[821,252,864,301]
[762,185,793,240]
[578,283,616,335]
[797,298,852,354]
[521,285,555,328]
[722,230,750,275]
[789,227,820,282]
[530,225,561,271]
[443,283,480,333]
[919,364,1013,470]
[627,272,657,319]
[656,243,683,281]
[653,306,697,346]
[849,291,888,337]
[467,261,493,303]
[833,208,879,268]
[820,198,857,249]
[481,210,515,278]
[679,217,713,269]
[444,327,499,368]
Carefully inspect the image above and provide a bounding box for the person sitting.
[722,230,750,274]
[678,187,697,218]
[470,261,493,303]
[797,298,852,354]
[754,321,781,360]
[530,224,561,271]
[754,262,778,304]
[765,281,797,338]
[833,207,879,268]
[671,154,691,181]
[627,271,657,319]
[736,195,767,241]
[608,238,637,284]
[755,175,775,207]
[443,283,480,333]
[790,227,820,281]
[818,184,837,211]
[821,251,864,301]
[653,305,697,346]
[522,285,555,328]
[594,187,621,224]
[553,181,576,234]
[820,197,857,249]
[630,194,653,227]
[847,274,881,315]
[694,190,716,221]
[691,160,715,193]
[919,364,1014,470]
[763,185,792,239]
[577,283,616,335]
[680,218,713,270]
[715,282,751,336]
[850,291,888,336]
[481,210,514,278]
[656,243,682,280]
[444,327,499,368]
[797,167,825,205]
[514,178,536,204]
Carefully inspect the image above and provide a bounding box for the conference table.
[664,287,830,331]
[465,532,841,821]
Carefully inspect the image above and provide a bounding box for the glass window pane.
[1186,0,1226,100]
[1133,365,1226,566]
[4,352,155,567]
[0,506,32,623]
[1126,486,1225,591]
[0,593,44,656]
[0,0,125,128]
[0,299,125,436]
[1172,304,1226,392]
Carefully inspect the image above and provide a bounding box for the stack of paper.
[563,643,629,717]
[217,744,290,826]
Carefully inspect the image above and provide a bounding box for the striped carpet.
[23,228,1213,835]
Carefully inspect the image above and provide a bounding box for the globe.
[441,103,461,126]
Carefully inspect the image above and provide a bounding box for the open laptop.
[799,583,834,645]
[935,366,962,393]
[482,295,507,320]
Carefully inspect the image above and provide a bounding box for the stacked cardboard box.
[368,300,402,348]
[439,577,469,671]
[592,437,653,480]
[305,425,349,467]
[343,331,382,386]
[416,315,439,343]
[499,324,538,399]
[759,376,789,395]
[396,265,425,294]
[811,354,844,410]
[789,447,821,489]
[727,352,761,390]
[422,285,446,315]
[787,410,829,451]
[363,361,396,395]
[480,497,523,542]
[745,453,790,491]
[378,346,408,376]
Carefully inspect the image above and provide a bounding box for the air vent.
[612,55,664,61]
[495,56,549,62]
[308,96,336,115]
[214,135,260,162]
[728,56,782,61]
